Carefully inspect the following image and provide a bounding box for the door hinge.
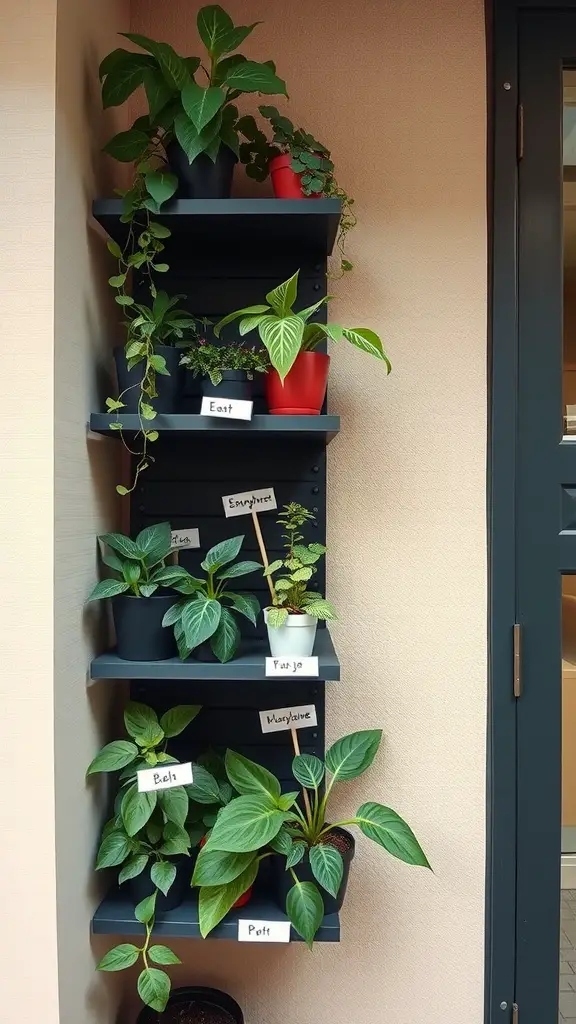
[512,1002,519,1024]
[513,624,522,698]
[517,103,524,161]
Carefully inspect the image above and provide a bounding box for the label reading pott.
[238,920,291,942]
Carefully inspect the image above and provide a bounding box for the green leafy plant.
[86,521,181,601]
[100,6,287,181]
[191,750,300,936]
[180,339,270,386]
[197,733,429,947]
[238,105,356,275]
[264,503,336,628]
[88,701,202,1011]
[214,269,391,382]
[161,535,262,662]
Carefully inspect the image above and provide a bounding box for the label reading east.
[238,920,291,943]
[259,703,318,733]
[222,486,277,518]
[170,528,200,550]
[264,658,319,679]
[137,762,193,793]
[200,396,253,421]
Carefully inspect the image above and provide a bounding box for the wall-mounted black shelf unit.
[92,198,341,256]
[90,630,340,682]
[89,413,340,442]
[92,888,340,943]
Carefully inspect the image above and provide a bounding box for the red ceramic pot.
[265,351,330,415]
[199,837,253,908]
[270,154,322,199]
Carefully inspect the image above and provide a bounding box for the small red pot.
[198,837,253,909]
[270,154,322,199]
[265,351,330,416]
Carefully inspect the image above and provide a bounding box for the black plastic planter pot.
[201,371,253,406]
[166,141,238,199]
[274,827,356,915]
[113,345,181,414]
[192,641,219,663]
[127,856,190,912]
[137,986,244,1024]
[112,594,178,661]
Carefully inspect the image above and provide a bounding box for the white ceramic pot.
[265,609,318,657]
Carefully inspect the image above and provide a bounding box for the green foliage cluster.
[160,535,262,662]
[264,503,336,627]
[194,733,430,946]
[180,340,270,386]
[216,269,391,382]
[87,521,182,602]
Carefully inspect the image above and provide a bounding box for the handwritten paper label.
[171,528,200,550]
[264,658,319,679]
[259,703,318,733]
[238,920,291,943]
[222,486,277,518]
[137,762,193,793]
[200,396,253,421]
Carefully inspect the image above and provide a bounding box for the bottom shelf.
[92,886,340,943]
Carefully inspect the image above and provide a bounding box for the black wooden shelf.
[92,887,340,942]
[92,198,341,256]
[90,629,340,682]
[89,413,340,441]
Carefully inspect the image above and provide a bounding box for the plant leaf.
[124,701,164,747]
[159,821,192,856]
[96,830,132,869]
[210,606,240,663]
[269,828,293,855]
[204,795,286,852]
[86,578,130,602]
[301,599,337,621]
[324,730,383,782]
[226,591,260,625]
[197,4,234,57]
[135,890,157,924]
[354,802,430,867]
[97,943,140,972]
[144,170,178,208]
[118,854,149,884]
[121,785,158,837]
[214,305,270,337]
[150,860,177,896]
[144,68,175,120]
[286,841,306,870]
[159,705,202,737]
[286,880,324,948]
[258,314,304,382]
[202,535,244,572]
[198,860,259,937]
[192,848,256,886]
[148,945,181,966]
[102,52,157,107]
[158,786,189,827]
[223,59,287,96]
[342,327,391,370]
[225,750,281,801]
[181,80,226,132]
[174,110,222,164]
[266,271,299,316]
[137,967,170,1013]
[87,740,138,775]
[103,128,150,161]
[181,595,222,650]
[99,532,141,560]
[309,844,343,898]
[265,605,288,628]
[292,753,325,789]
[186,765,221,805]
[217,559,262,580]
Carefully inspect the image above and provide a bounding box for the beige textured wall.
[0,2,60,1021]
[129,2,488,1023]
[54,0,127,1019]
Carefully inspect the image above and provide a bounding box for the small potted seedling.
[263,503,336,658]
[161,536,261,662]
[89,701,201,1013]
[215,270,391,415]
[87,521,186,661]
[180,340,269,406]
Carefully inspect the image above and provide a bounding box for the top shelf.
[92,198,341,257]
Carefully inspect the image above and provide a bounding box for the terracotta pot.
[270,154,322,199]
[265,351,330,415]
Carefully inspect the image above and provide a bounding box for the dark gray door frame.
[489,3,576,1022]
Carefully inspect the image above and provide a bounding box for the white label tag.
[137,762,193,793]
[170,528,200,550]
[222,487,277,518]
[238,920,291,943]
[259,703,318,733]
[201,396,253,421]
[264,658,319,679]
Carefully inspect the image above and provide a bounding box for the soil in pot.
[270,154,322,199]
[265,351,330,415]
[127,856,190,912]
[112,593,178,661]
[137,986,244,1024]
[114,345,181,414]
[200,371,253,406]
[166,141,238,199]
[274,826,355,915]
